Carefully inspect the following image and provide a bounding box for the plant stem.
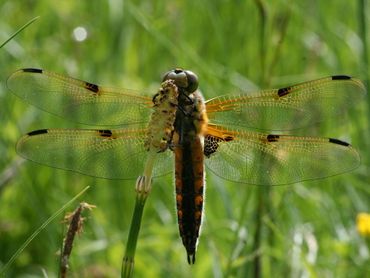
[358,0,369,90]
[121,152,156,278]
[121,189,149,278]
[254,0,267,85]
[252,1,269,277]
[0,16,39,49]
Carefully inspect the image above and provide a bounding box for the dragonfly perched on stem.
[7,68,365,264]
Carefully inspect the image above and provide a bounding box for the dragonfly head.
[162,68,199,95]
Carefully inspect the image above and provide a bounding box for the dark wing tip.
[27,129,49,136]
[22,68,43,74]
[7,68,43,90]
[332,75,351,80]
[329,138,350,146]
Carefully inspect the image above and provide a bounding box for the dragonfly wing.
[7,68,153,126]
[17,128,173,179]
[206,76,366,130]
[204,125,360,185]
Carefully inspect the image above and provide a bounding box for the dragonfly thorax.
[145,69,205,153]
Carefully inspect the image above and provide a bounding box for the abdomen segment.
[174,133,205,264]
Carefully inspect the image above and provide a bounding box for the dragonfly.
[7,68,365,264]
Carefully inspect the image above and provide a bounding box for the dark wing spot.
[224,136,234,142]
[277,86,291,97]
[85,82,99,93]
[332,75,351,80]
[267,134,280,142]
[23,68,43,74]
[204,135,221,157]
[27,129,48,136]
[329,138,350,146]
[98,130,113,137]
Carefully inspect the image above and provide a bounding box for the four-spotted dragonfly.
[7,68,365,263]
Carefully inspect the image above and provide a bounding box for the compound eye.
[162,69,187,87]
[184,70,199,93]
[162,69,199,94]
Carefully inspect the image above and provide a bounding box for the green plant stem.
[358,0,369,90]
[252,188,263,278]
[252,1,270,277]
[254,0,267,85]
[121,152,156,278]
[121,191,148,278]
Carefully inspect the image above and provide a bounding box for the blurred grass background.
[0,0,369,277]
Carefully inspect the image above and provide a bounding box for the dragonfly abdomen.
[174,133,205,264]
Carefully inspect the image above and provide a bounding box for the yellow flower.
[356,212,370,237]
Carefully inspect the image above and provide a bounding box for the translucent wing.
[206,76,366,130]
[17,128,173,179]
[7,68,153,126]
[204,124,360,185]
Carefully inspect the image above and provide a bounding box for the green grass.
[0,1,369,277]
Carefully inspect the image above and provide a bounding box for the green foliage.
[0,0,369,277]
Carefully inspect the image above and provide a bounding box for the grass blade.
[0,16,40,49]
[0,185,90,275]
